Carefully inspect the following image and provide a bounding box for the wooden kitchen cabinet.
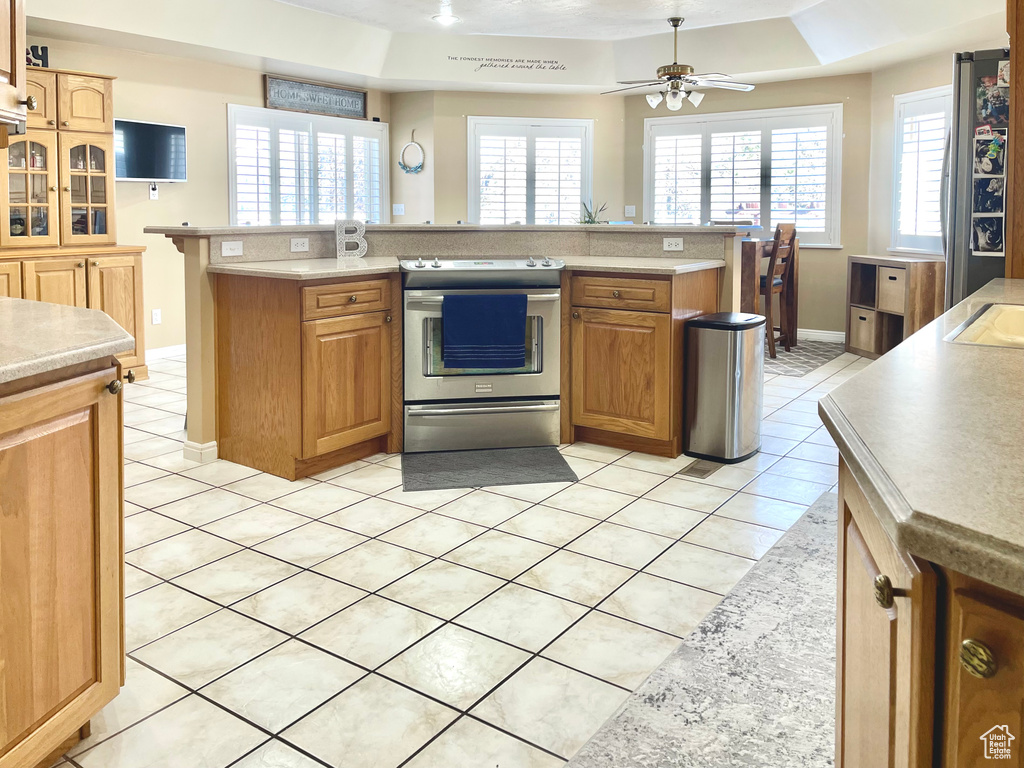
[22,256,87,306]
[302,311,391,457]
[57,74,113,133]
[0,365,123,768]
[1,130,60,248]
[87,255,145,369]
[59,132,115,246]
[0,0,26,129]
[571,307,671,441]
[24,69,58,131]
[0,260,18,296]
[216,272,403,479]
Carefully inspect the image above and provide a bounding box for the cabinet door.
[87,255,143,367]
[943,578,1024,767]
[59,132,116,246]
[0,261,19,297]
[570,306,671,440]
[24,69,57,130]
[22,257,87,306]
[57,74,113,133]
[0,0,26,126]
[836,460,936,768]
[1,130,59,247]
[301,311,391,458]
[0,368,122,767]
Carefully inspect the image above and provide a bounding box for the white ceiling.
[276,0,822,40]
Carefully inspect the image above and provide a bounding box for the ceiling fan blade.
[615,79,664,85]
[689,72,732,80]
[690,79,756,92]
[602,83,662,95]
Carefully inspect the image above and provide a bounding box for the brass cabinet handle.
[385,315,392,323]
[50,185,57,191]
[20,95,37,110]
[62,120,69,126]
[91,261,99,267]
[106,379,123,395]
[64,186,71,192]
[572,311,580,319]
[873,574,894,609]
[126,370,136,384]
[612,290,620,298]
[348,295,358,303]
[48,119,55,126]
[76,262,85,268]
[960,639,997,679]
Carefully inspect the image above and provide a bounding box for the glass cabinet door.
[59,132,116,245]
[1,131,60,247]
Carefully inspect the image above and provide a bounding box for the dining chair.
[759,223,797,359]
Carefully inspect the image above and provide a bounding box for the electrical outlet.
[221,240,243,257]
[624,205,636,218]
[149,183,159,200]
[392,203,406,216]
[663,237,684,252]
[290,237,309,253]
[151,309,162,325]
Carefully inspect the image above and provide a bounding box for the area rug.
[765,339,846,377]
[401,446,579,491]
[568,492,838,768]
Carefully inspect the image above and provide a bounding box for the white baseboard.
[147,344,187,361]
[797,328,846,343]
[183,440,218,464]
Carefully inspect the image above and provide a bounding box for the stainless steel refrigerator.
[944,48,1011,307]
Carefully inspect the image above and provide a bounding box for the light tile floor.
[54,350,868,768]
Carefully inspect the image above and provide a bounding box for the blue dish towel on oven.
[442,294,528,369]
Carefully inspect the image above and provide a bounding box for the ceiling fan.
[604,17,755,110]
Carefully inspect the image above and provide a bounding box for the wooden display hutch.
[0,67,146,380]
[845,255,945,359]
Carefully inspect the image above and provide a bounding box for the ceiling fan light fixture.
[646,92,664,108]
[665,88,686,111]
[688,89,705,108]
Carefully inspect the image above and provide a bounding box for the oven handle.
[410,293,561,306]
[411,404,560,417]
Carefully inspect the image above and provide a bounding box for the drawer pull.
[385,315,392,323]
[572,311,580,319]
[349,295,358,303]
[858,315,867,322]
[106,379,123,395]
[77,262,85,268]
[126,370,136,384]
[960,639,997,679]
[612,290,620,298]
[888,275,898,281]
[21,95,37,110]
[873,575,895,609]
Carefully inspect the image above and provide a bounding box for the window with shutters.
[228,104,389,226]
[643,104,843,247]
[468,117,593,225]
[891,87,952,255]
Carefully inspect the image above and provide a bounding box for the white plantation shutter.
[228,104,389,226]
[644,104,843,246]
[892,87,952,254]
[651,133,702,225]
[469,117,593,225]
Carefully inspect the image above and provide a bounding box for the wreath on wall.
[398,134,425,174]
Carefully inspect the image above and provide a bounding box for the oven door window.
[424,317,542,376]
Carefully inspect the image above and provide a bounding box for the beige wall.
[27,35,389,351]
[389,91,436,224]
[390,91,626,225]
[624,74,873,333]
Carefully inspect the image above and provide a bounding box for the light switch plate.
[624,205,636,217]
[151,309,162,325]
[393,203,405,216]
[663,237,684,251]
[221,240,244,257]
[290,237,309,253]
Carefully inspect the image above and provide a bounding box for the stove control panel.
[400,258,565,272]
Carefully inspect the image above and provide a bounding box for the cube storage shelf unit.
[846,255,945,359]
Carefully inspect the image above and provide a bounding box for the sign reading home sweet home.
[264,75,367,120]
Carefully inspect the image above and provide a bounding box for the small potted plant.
[579,200,608,224]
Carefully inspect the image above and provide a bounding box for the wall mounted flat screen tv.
[114,119,188,182]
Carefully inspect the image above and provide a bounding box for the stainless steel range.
[401,257,565,453]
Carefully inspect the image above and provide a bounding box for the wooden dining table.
[738,237,799,348]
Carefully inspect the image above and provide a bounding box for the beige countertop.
[206,256,726,280]
[819,279,1024,595]
[0,297,135,384]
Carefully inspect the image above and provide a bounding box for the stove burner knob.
[542,259,553,267]
[526,257,537,267]
[415,258,426,269]
[431,258,442,268]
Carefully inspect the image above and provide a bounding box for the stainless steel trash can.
[684,312,765,463]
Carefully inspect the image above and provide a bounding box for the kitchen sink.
[949,303,1024,348]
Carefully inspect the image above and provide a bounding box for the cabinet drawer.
[849,307,879,353]
[571,275,671,313]
[302,279,391,320]
[877,267,906,314]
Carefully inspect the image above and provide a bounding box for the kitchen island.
[0,298,131,768]
[146,224,740,471]
[819,279,1024,768]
